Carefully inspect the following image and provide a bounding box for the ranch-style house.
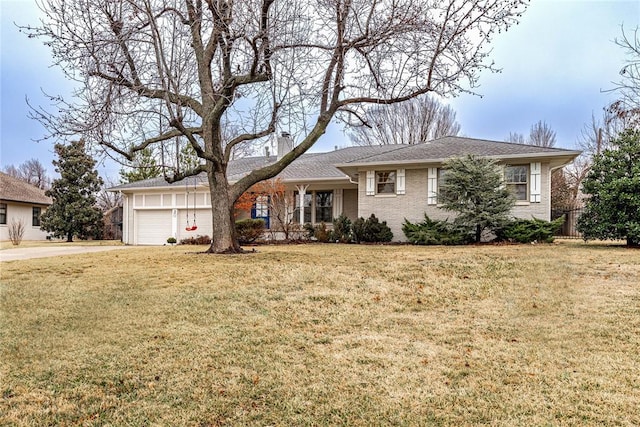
[110,135,581,245]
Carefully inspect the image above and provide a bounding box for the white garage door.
[136,210,173,245]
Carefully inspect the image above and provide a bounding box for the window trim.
[314,191,333,223]
[32,206,42,227]
[504,164,529,202]
[0,203,6,225]
[376,170,396,195]
[293,190,333,224]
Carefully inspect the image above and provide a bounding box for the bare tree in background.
[97,177,124,212]
[2,159,50,189]
[528,120,556,147]
[613,26,640,116]
[506,132,526,144]
[507,120,556,147]
[348,95,461,146]
[26,0,527,253]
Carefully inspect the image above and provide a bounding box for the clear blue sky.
[1,0,638,181]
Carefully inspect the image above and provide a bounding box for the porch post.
[295,184,309,224]
[284,190,294,224]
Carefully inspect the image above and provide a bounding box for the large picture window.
[32,207,42,227]
[293,190,333,223]
[376,171,396,194]
[505,165,528,201]
[315,191,333,223]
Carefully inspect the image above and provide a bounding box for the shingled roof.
[111,145,402,190]
[337,136,580,165]
[0,172,52,205]
[109,137,581,191]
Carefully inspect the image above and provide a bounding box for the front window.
[0,203,6,225]
[293,192,312,223]
[376,171,396,194]
[315,191,333,223]
[505,165,528,201]
[32,207,42,227]
[293,191,333,223]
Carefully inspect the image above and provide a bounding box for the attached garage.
[136,209,173,245]
[177,209,213,242]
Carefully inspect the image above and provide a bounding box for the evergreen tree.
[40,140,104,242]
[577,129,640,247]
[119,147,161,183]
[439,155,515,242]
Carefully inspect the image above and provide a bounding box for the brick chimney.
[277,132,293,160]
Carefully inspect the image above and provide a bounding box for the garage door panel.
[137,210,172,245]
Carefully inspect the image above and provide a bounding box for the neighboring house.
[0,172,52,241]
[104,205,124,240]
[109,135,580,245]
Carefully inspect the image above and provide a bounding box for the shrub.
[314,222,331,242]
[352,214,393,243]
[166,236,177,244]
[330,214,352,243]
[497,217,564,243]
[8,218,25,246]
[303,222,316,239]
[303,222,331,242]
[352,217,366,244]
[235,219,265,244]
[179,235,212,245]
[402,215,473,245]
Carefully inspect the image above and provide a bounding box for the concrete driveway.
[0,245,134,262]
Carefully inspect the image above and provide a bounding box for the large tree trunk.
[206,168,242,254]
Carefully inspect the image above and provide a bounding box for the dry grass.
[0,240,124,250]
[1,241,638,426]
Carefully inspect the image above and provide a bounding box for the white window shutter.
[427,168,438,205]
[366,170,374,196]
[530,162,541,203]
[396,169,405,195]
[333,189,343,217]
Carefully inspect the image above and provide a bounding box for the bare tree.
[528,120,556,147]
[613,26,640,116]
[507,121,556,147]
[8,218,26,246]
[2,159,50,189]
[348,95,461,146]
[97,177,123,212]
[506,132,526,144]
[26,0,527,253]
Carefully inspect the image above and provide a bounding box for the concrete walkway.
[0,245,134,262]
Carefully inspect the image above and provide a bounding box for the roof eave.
[0,197,52,206]
[336,150,582,169]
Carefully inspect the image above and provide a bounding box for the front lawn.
[1,242,638,425]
